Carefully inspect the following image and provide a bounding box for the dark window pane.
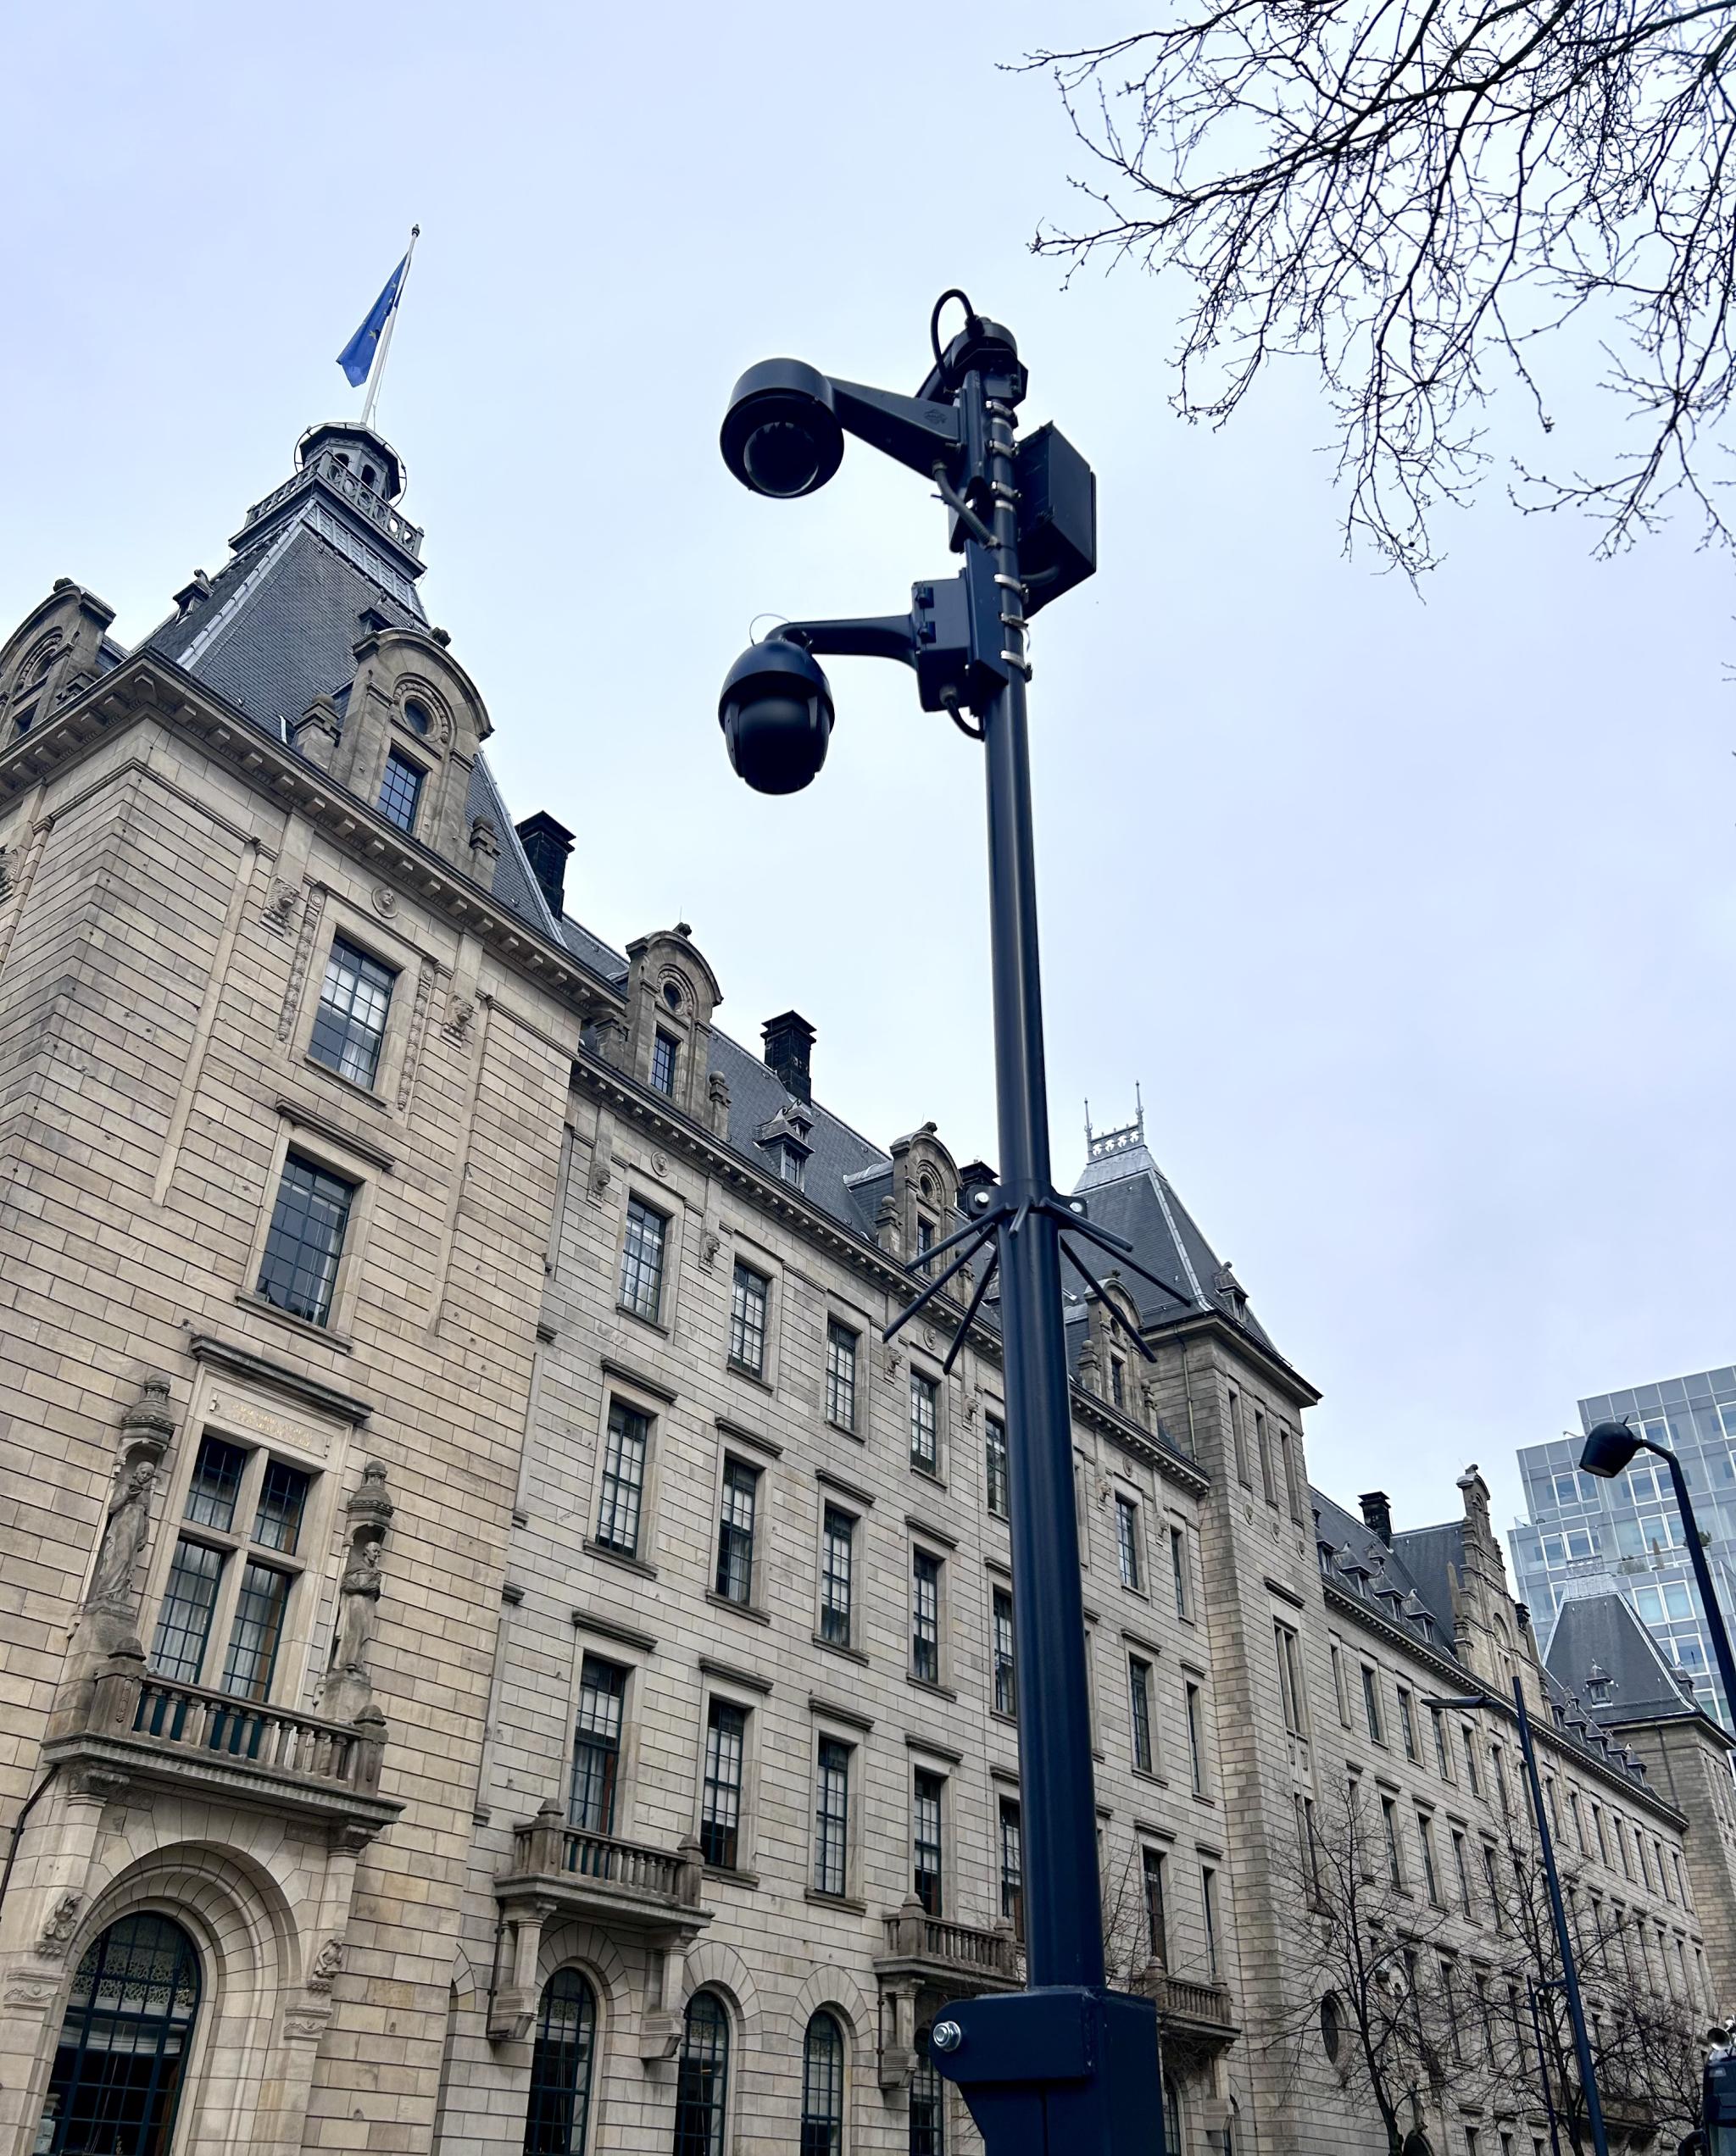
[910,1372,938,1469]
[826,1322,857,1430]
[377,747,425,833]
[38,1915,201,2156]
[570,1657,626,1834]
[714,1459,758,1604]
[221,1560,289,1701]
[151,1539,225,1684]
[999,1798,1024,1937]
[910,2031,947,2155]
[674,1992,729,2156]
[252,1459,309,1554]
[619,1198,666,1321]
[257,1154,354,1327]
[815,1740,850,1898]
[993,1589,1017,1718]
[728,1264,767,1375]
[914,1769,944,1915]
[651,1031,678,1097]
[912,1552,941,1685]
[309,936,395,1089]
[986,1415,1008,1518]
[700,1703,746,1870]
[597,1402,649,1555]
[524,1967,597,2156]
[821,1507,854,1645]
[184,1436,245,1531]
[801,2011,845,2155]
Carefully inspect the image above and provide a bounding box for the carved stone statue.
[308,1939,345,1992]
[86,1460,156,1614]
[321,1463,393,1724]
[331,1542,384,1675]
[35,1892,82,1960]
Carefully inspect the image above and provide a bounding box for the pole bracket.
[930,1987,1164,2154]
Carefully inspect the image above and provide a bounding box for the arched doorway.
[522,1967,598,2154]
[36,1913,202,2154]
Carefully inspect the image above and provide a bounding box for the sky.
[3,2,1730,1548]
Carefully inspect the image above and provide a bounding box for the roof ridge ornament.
[1084,1082,1144,1162]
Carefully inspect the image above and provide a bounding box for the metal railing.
[242,455,423,558]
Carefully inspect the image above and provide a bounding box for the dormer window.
[402,697,432,737]
[915,1218,936,1272]
[377,747,425,834]
[651,1030,679,1098]
[662,981,682,1012]
[778,1146,805,1191]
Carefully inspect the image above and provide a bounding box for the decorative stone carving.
[875,1194,901,1257]
[307,1939,345,1992]
[323,1463,393,1723]
[35,1891,82,1959]
[588,1136,613,1201]
[64,1376,177,1682]
[445,992,476,1043]
[371,884,400,920]
[882,1344,904,1382]
[707,1070,731,1140]
[261,879,302,936]
[699,1226,723,1271]
[281,2005,333,2042]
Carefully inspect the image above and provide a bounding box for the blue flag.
[337,253,409,388]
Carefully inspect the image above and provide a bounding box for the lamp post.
[716,299,1166,2152]
[1578,1420,1736,1731]
[1424,1682,1609,2156]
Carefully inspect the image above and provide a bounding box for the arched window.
[36,1912,201,2154]
[402,697,432,737]
[1163,2075,1182,2152]
[910,2027,944,2156]
[673,1991,729,2156]
[523,1968,597,2155]
[800,2010,844,2153]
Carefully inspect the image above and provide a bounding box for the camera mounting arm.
[764,613,921,666]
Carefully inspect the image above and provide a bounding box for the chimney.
[515,813,575,920]
[1359,1491,1394,1547]
[762,1010,815,1103]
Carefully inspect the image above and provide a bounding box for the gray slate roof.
[1544,1593,1713,1728]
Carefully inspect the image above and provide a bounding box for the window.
[714,1458,760,1605]
[1360,1665,1384,1744]
[1255,1407,1277,1503]
[36,1915,201,2156]
[1185,1681,1206,1795]
[1592,1803,1609,1865]
[1483,1844,1504,1931]
[1398,1688,1418,1762]
[915,1216,935,1272]
[1143,1847,1169,1964]
[256,1153,354,1326]
[700,1701,747,1870]
[973,1416,1008,1532]
[618,1197,668,1322]
[1570,1792,1588,1855]
[728,1263,768,1376]
[1433,1706,1452,1781]
[1278,1425,1304,1519]
[651,1029,679,1097]
[1229,1390,1250,1483]
[1129,1656,1155,1772]
[1110,1356,1127,1409]
[999,1797,1024,1936]
[1115,1495,1142,1590]
[801,2012,845,2156]
[524,1969,597,2156]
[1452,1830,1473,1916]
[402,696,432,736]
[376,746,426,833]
[1417,1812,1440,1903]
[814,1739,851,1898]
[1169,1525,1189,1617]
[149,1435,311,1705]
[1380,1796,1403,1886]
[674,1992,729,2156]
[910,1371,938,1470]
[570,1656,626,1833]
[596,1401,650,1556]
[1330,1642,1350,1725]
[1461,1725,1481,1797]
[914,1769,945,1914]
[910,2030,946,2156]
[826,1322,858,1431]
[1275,1622,1307,1738]
[992,1587,1017,1717]
[820,1507,854,1646]
[309,936,395,1089]
[1201,1864,1221,1977]
[912,1551,942,1685]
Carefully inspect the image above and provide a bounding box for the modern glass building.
[1510,1363,1736,1729]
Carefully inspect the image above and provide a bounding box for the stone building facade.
[1,421,1731,2156]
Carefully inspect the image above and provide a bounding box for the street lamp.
[1578,1420,1736,1730]
[1422,1682,1609,2156]
[718,298,1169,2152]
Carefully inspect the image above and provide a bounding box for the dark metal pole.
[1655,1445,1736,1730]
[1527,1981,1566,2156]
[1512,1675,1610,2156]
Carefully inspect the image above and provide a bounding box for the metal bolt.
[931,2020,964,2054]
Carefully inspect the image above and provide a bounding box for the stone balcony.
[873,1896,1022,2087]
[42,1653,402,1847]
[1143,1967,1240,2059]
[488,1801,711,2050]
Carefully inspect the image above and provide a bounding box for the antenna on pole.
[360,224,420,434]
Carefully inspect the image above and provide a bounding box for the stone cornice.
[573,1051,1206,1498]
[0,653,624,1021]
[1323,1579,1689,1828]
[188,1332,375,1425]
[1143,1305,1322,1411]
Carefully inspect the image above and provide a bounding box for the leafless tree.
[1021,0,1736,574]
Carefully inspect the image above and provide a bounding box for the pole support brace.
[930,1986,1165,2155]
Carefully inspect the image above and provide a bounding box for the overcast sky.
[5,2,1730,1547]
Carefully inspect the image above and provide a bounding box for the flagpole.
[360,224,420,434]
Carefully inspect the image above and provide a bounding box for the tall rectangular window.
[309,936,395,1090]
[1433,1706,1452,1781]
[714,1458,759,1604]
[1186,1681,1206,1795]
[257,1153,354,1327]
[1254,1407,1277,1503]
[1143,1847,1169,1965]
[252,1460,308,1553]
[1274,1622,1307,1737]
[1461,1725,1482,1797]
[650,1029,678,1097]
[596,1400,650,1555]
[1129,1656,1155,1772]
[992,1587,1017,1717]
[1397,1688,1418,1762]
[152,1538,225,1684]
[728,1262,768,1376]
[618,1197,668,1321]
[376,747,425,833]
[912,1550,942,1685]
[814,1737,850,1898]
[825,1321,857,1431]
[220,1560,289,1700]
[1380,1796,1403,1886]
[1360,1664,1384,1743]
[1278,1425,1303,1519]
[910,1371,938,1470]
[1115,1495,1142,1590]
[570,1655,626,1833]
[1228,1390,1250,1483]
[986,1414,1009,1518]
[1452,1829,1473,1916]
[1331,1642,1350,1725]
[700,1700,746,1870]
[913,1770,944,1914]
[1418,1811,1440,1903]
[1169,1525,1188,1617]
[999,1797,1024,1937]
[1201,1864,1221,1977]
[820,1507,854,1646]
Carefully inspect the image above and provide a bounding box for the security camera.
[717,637,834,793]
[719,359,846,499]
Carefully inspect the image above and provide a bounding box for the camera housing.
[718,637,835,793]
[720,360,846,499]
